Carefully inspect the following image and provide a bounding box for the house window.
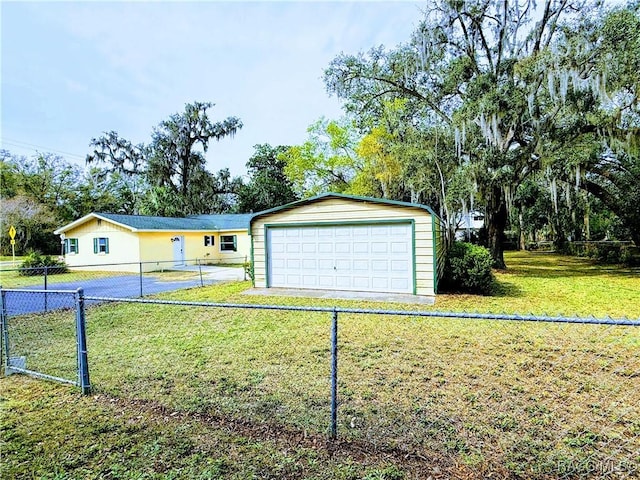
[93,237,110,254]
[204,235,215,247]
[220,235,237,252]
[64,238,79,254]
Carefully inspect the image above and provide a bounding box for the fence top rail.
[1,288,82,295]
[0,257,248,273]
[81,295,640,327]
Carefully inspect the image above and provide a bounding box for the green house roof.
[97,213,254,231]
[55,212,253,234]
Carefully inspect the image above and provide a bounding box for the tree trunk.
[486,185,507,269]
[518,210,526,250]
[552,213,567,252]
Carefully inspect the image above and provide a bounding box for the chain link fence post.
[44,266,48,312]
[139,262,144,298]
[75,288,91,394]
[330,308,338,440]
[1,290,8,374]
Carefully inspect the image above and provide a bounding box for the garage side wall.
[250,198,436,296]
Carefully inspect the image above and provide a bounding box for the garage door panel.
[372,260,388,271]
[353,259,368,270]
[302,275,318,286]
[268,223,413,293]
[302,259,317,269]
[391,260,409,272]
[336,259,351,270]
[318,276,335,287]
[390,278,410,290]
[302,243,317,253]
[390,224,409,235]
[318,243,333,253]
[318,259,334,270]
[287,259,301,269]
[372,243,389,254]
[353,242,369,253]
[286,273,301,283]
[372,277,390,289]
[335,242,351,254]
[391,242,409,253]
[353,277,370,289]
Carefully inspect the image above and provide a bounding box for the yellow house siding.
[137,230,250,268]
[250,197,436,296]
[60,216,251,273]
[62,218,141,272]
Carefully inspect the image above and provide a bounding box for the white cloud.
[2,1,424,175]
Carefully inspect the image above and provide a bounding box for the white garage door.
[267,223,414,293]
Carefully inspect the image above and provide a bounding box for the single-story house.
[455,210,485,241]
[54,212,253,272]
[249,193,443,297]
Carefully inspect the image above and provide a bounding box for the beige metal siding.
[251,198,435,296]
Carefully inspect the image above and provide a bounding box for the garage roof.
[249,192,438,224]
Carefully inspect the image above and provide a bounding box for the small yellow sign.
[9,225,16,239]
[10,239,16,246]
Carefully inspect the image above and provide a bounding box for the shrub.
[440,242,494,294]
[243,260,254,281]
[566,242,633,265]
[19,251,68,276]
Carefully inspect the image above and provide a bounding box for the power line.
[1,138,87,161]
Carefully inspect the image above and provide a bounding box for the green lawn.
[0,268,126,289]
[0,256,24,262]
[1,251,639,479]
[0,267,206,289]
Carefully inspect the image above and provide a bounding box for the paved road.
[2,266,244,316]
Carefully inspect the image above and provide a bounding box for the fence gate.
[0,288,90,393]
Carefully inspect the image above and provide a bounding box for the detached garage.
[250,193,442,298]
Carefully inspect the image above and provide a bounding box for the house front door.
[172,236,185,266]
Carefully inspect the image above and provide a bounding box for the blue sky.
[1,1,423,177]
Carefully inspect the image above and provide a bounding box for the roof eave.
[249,192,440,225]
[54,213,136,235]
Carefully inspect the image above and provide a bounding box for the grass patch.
[0,256,24,262]
[1,251,639,479]
[0,269,124,289]
[1,376,425,480]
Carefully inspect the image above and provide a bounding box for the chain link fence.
[1,289,638,478]
[1,289,89,391]
[0,257,248,299]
